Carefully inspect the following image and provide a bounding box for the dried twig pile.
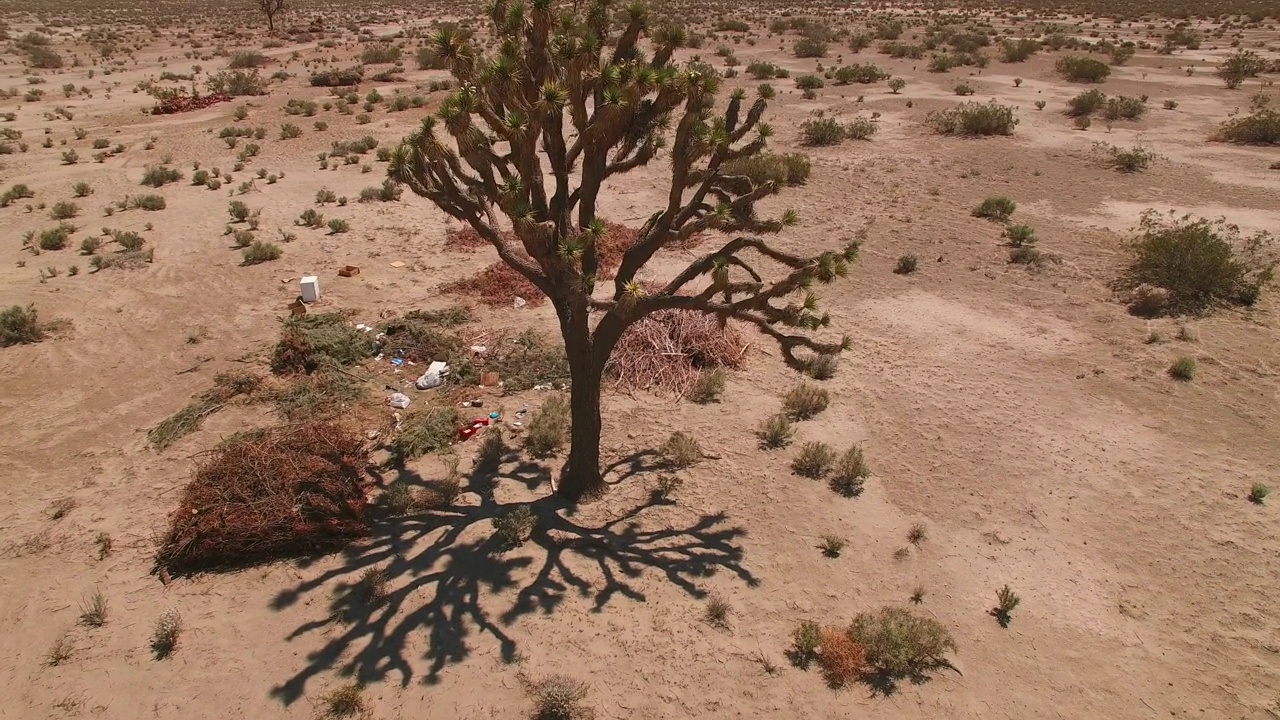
[155,423,369,575]
[151,93,231,115]
[606,310,747,395]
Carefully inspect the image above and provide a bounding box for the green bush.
[792,442,836,478]
[1,304,44,346]
[227,50,268,69]
[1118,211,1275,314]
[794,74,824,90]
[1000,38,1040,62]
[925,101,1017,136]
[746,61,784,79]
[50,201,78,220]
[242,241,282,265]
[1212,108,1279,144]
[1102,95,1146,121]
[794,38,828,58]
[141,165,181,187]
[850,606,957,678]
[524,395,569,458]
[38,223,76,250]
[894,254,918,274]
[309,66,363,87]
[390,407,458,461]
[800,117,844,146]
[783,382,829,420]
[829,446,870,497]
[1218,50,1267,89]
[756,413,795,449]
[834,64,887,84]
[973,196,1016,221]
[881,42,925,59]
[1168,356,1197,381]
[720,152,811,188]
[1056,55,1111,82]
[360,43,402,65]
[206,69,267,96]
[1066,89,1107,117]
[1,183,35,207]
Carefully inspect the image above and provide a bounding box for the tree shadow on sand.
[268,444,757,704]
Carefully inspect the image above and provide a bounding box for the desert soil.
[0,6,1278,720]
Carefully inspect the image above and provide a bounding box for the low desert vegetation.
[150,610,182,659]
[1094,142,1161,172]
[973,196,1017,221]
[493,505,536,548]
[992,584,1022,627]
[926,102,1018,136]
[830,446,871,497]
[524,395,570,458]
[792,441,836,478]
[524,674,594,720]
[1056,55,1111,82]
[319,682,365,718]
[783,382,830,420]
[1,304,49,347]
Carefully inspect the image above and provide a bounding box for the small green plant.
[72,182,91,197]
[887,77,906,93]
[757,413,795,449]
[973,196,1016,221]
[493,504,536,548]
[524,395,570,457]
[228,200,251,222]
[926,101,1018,136]
[326,218,350,234]
[656,473,684,498]
[907,523,927,545]
[910,586,926,604]
[783,382,829,420]
[819,533,847,557]
[1004,224,1037,247]
[140,165,181,187]
[298,208,325,228]
[789,619,821,668]
[50,200,78,219]
[894,254,918,274]
[792,441,836,478]
[829,446,871,497]
[1248,482,1270,504]
[992,584,1021,627]
[242,240,282,265]
[1168,356,1197,381]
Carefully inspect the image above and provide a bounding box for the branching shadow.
[861,659,962,698]
[268,444,755,704]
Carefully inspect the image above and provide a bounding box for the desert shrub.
[283,99,317,116]
[154,424,367,575]
[794,38,828,58]
[1000,38,1040,62]
[880,42,925,59]
[1117,210,1276,314]
[800,117,844,146]
[1004,224,1037,247]
[817,626,867,688]
[206,70,267,96]
[360,43,401,64]
[1009,246,1045,266]
[954,83,975,96]
[704,593,731,628]
[50,201,78,220]
[1168,356,1198,381]
[795,74,824,90]
[526,674,591,720]
[38,223,76,250]
[320,683,364,717]
[390,407,457,461]
[1218,50,1267,89]
[1,304,45,346]
[757,413,795,449]
[112,230,145,251]
[973,196,1016,221]
[327,219,350,234]
[271,312,373,374]
[493,504,536,547]
[310,66,363,87]
[141,165,181,187]
[746,61,784,79]
[131,194,166,211]
[1065,89,1107,117]
[925,101,1017,136]
[279,122,302,140]
[1056,55,1111,82]
[789,620,821,668]
[358,179,402,203]
[661,431,702,469]
[1102,95,1146,121]
[1249,483,1270,504]
[1096,142,1160,172]
[792,441,836,478]
[849,606,957,679]
[894,254,918,274]
[227,50,268,69]
[151,610,181,659]
[26,46,64,69]
[830,446,870,497]
[845,116,879,140]
[992,584,1021,627]
[928,54,959,73]
[525,395,569,458]
[242,241,282,265]
[687,369,725,403]
[1213,107,1280,145]
[783,382,829,420]
[720,152,811,188]
[79,590,108,627]
[887,77,906,93]
[79,237,103,255]
[834,63,887,84]
[1,183,35,207]
[298,208,325,228]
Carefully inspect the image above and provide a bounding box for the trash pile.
[151,93,232,115]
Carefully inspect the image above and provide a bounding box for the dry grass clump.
[151,610,182,659]
[792,442,836,478]
[441,261,545,307]
[78,590,107,627]
[319,682,365,717]
[525,674,594,720]
[606,310,746,396]
[686,369,726,404]
[154,424,368,576]
[703,593,732,628]
[756,414,795,449]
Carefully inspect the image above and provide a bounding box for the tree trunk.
[266,13,275,32]
[556,303,606,501]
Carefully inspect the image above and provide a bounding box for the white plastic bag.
[415,361,450,390]
[387,393,411,409]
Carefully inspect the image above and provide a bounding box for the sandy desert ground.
[0,2,1278,719]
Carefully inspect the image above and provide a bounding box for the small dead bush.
[151,610,182,659]
[154,424,368,575]
[526,674,594,720]
[320,682,365,717]
[783,383,829,420]
[524,395,569,457]
[661,431,702,468]
[687,369,726,404]
[818,627,867,688]
[704,593,732,628]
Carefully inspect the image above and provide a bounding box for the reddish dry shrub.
[155,423,369,575]
[606,310,746,395]
[439,222,640,305]
[818,627,867,688]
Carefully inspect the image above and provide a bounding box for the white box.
[300,276,320,303]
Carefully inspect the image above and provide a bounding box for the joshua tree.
[391,0,856,499]
[257,0,287,32]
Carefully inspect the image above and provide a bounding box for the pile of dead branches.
[606,310,747,395]
[441,261,545,307]
[154,423,369,576]
[151,93,231,115]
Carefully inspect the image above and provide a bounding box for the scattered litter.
[414,361,450,390]
[469,345,487,355]
[460,399,483,408]
[387,393,411,409]
[480,371,500,387]
[288,298,307,316]
[366,429,380,440]
[457,417,490,441]
[391,358,404,367]
[390,261,407,269]
[338,265,361,277]
[513,296,527,308]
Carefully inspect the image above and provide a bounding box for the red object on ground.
[456,418,491,442]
